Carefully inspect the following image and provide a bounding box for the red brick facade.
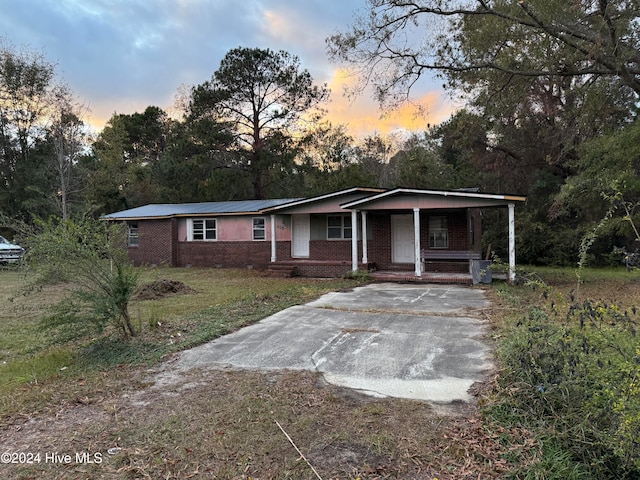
[126,211,476,275]
[127,218,177,266]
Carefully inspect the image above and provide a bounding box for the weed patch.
[485,268,640,478]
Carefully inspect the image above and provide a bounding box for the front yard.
[0,266,638,479]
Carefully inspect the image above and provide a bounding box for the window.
[190,219,217,241]
[128,223,139,247]
[327,215,352,239]
[253,217,266,240]
[429,216,448,248]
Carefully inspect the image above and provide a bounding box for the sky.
[1,0,458,138]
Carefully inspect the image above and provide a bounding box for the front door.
[291,214,310,258]
[392,214,415,263]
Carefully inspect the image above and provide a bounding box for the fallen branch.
[275,419,323,480]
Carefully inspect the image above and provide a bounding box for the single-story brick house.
[103,187,526,281]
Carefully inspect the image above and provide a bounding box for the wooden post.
[270,214,277,263]
[351,210,358,272]
[413,208,421,276]
[361,211,368,264]
[508,203,516,282]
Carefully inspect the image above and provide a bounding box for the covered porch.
[342,188,527,283]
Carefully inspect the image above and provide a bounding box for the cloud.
[324,69,455,138]
[1,0,454,136]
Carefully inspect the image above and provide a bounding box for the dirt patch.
[133,279,197,300]
[0,366,524,479]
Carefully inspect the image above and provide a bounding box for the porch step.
[265,264,297,278]
[386,263,415,272]
[370,271,473,285]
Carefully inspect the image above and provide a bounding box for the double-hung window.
[253,217,266,240]
[190,218,217,241]
[429,216,448,249]
[127,222,139,247]
[327,215,352,239]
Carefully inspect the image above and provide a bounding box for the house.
[103,187,526,282]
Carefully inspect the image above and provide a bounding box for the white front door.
[291,214,310,258]
[392,214,415,263]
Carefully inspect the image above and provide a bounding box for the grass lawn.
[0,265,638,479]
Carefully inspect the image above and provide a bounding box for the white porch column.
[361,211,368,264]
[270,214,277,262]
[508,203,516,282]
[351,210,359,271]
[413,208,422,277]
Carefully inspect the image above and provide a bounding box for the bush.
[495,288,640,478]
[22,216,139,338]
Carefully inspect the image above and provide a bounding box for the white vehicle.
[0,235,24,265]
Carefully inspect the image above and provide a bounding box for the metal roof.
[267,187,386,211]
[103,198,301,220]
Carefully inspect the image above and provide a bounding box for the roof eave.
[103,210,274,221]
[341,188,527,208]
[266,187,386,212]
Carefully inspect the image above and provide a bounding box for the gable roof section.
[103,198,301,221]
[265,187,386,213]
[341,187,527,210]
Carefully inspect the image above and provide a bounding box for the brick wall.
[424,211,471,273]
[177,241,274,268]
[294,262,356,278]
[128,219,175,266]
[443,212,468,250]
[309,240,356,261]
[367,213,392,270]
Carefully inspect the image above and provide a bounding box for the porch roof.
[340,187,526,211]
[264,187,385,214]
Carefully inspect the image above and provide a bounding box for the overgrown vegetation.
[484,268,640,479]
[20,216,140,338]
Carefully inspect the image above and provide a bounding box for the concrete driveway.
[174,283,493,404]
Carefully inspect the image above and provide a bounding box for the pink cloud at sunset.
[324,69,458,138]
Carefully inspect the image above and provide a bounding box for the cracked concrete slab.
[169,283,494,404]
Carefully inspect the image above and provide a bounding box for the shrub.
[22,216,139,338]
[495,289,640,478]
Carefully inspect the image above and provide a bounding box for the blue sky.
[1,0,456,137]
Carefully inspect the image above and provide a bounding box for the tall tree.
[47,86,89,220]
[0,41,56,220]
[87,107,172,213]
[327,1,640,108]
[388,131,454,189]
[329,1,640,265]
[353,133,398,187]
[150,106,239,202]
[189,47,329,199]
[86,115,131,214]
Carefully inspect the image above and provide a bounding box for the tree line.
[2,0,640,267]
